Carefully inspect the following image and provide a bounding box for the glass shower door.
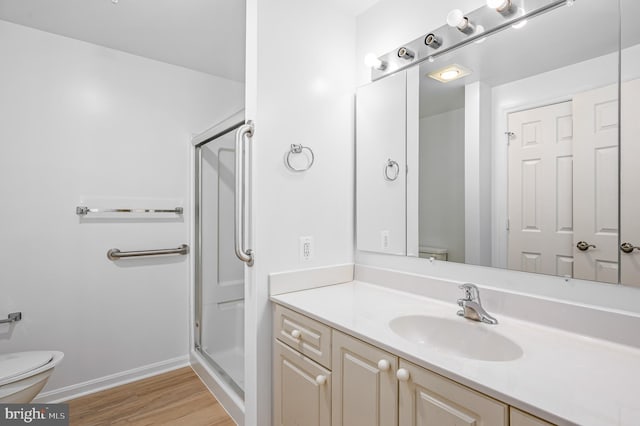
[196,124,245,396]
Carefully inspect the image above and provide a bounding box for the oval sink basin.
[389,315,523,362]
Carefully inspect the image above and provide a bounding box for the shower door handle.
[235,121,255,266]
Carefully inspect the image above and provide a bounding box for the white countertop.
[271,281,640,426]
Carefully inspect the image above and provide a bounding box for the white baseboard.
[34,355,190,403]
[190,351,243,425]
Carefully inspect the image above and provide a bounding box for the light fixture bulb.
[487,0,511,11]
[446,9,465,28]
[364,53,386,70]
[447,9,473,33]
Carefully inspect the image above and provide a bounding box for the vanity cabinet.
[273,340,331,426]
[332,330,398,426]
[273,303,555,426]
[510,408,555,426]
[398,359,507,426]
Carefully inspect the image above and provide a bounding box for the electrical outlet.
[381,230,390,249]
[300,236,314,261]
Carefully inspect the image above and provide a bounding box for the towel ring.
[285,144,315,172]
[384,159,400,181]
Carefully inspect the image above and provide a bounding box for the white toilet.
[0,351,64,403]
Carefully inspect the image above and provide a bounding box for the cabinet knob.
[377,359,390,371]
[396,368,410,382]
[290,329,302,339]
[315,375,327,385]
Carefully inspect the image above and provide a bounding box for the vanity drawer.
[274,304,332,369]
[510,408,556,426]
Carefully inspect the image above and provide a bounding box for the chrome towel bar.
[76,206,183,216]
[0,312,22,324]
[107,244,189,260]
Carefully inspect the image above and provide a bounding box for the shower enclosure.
[193,111,249,399]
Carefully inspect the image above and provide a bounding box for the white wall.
[0,20,244,396]
[245,0,356,423]
[419,109,465,262]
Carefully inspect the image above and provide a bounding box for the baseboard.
[190,351,244,425]
[34,355,190,403]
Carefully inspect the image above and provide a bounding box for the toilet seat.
[0,352,54,385]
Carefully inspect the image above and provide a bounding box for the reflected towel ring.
[384,159,400,181]
[285,144,315,172]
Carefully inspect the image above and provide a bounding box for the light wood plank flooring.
[67,367,236,426]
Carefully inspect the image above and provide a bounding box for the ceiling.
[0,0,382,83]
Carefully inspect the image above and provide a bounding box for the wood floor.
[67,367,236,426]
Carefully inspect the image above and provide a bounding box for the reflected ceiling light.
[447,9,474,34]
[487,0,513,13]
[427,64,472,83]
[364,53,387,70]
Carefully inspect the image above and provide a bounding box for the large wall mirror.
[356,0,640,286]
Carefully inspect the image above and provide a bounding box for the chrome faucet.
[457,283,498,325]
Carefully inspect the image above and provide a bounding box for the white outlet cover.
[299,236,314,261]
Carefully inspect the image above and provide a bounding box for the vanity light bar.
[370,0,572,81]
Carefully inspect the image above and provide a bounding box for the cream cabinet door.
[273,340,331,426]
[510,408,556,426]
[398,360,507,426]
[332,330,398,426]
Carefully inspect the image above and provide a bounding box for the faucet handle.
[458,283,480,303]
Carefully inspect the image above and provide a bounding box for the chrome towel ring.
[384,159,400,181]
[285,144,315,172]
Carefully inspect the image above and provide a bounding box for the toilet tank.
[418,246,448,261]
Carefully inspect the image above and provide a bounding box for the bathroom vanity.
[270,274,640,426]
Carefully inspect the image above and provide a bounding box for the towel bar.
[107,244,189,260]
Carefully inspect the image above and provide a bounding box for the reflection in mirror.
[621,0,640,286]
[357,0,640,286]
[418,0,621,283]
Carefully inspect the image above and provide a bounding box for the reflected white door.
[573,84,619,284]
[508,101,574,276]
[621,79,640,287]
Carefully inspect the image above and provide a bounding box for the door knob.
[621,243,640,254]
[377,359,390,371]
[290,329,302,339]
[576,241,596,251]
[396,368,410,382]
